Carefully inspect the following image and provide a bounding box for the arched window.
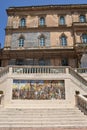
[40,36,45,46]
[20,18,26,27]
[80,15,86,23]
[60,35,67,46]
[19,37,24,47]
[39,17,45,26]
[59,16,65,25]
[82,34,87,43]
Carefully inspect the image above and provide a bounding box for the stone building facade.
[0,4,87,67]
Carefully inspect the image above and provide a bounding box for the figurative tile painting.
[12,80,65,100]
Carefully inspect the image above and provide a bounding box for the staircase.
[0,66,87,129]
[0,107,87,129]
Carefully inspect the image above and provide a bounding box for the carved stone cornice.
[6,4,87,16]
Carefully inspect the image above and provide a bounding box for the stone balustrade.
[11,45,73,50]
[0,66,9,78]
[12,66,66,74]
[0,66,87,92]
[0,90,4,105]
[69,67,87,89]
[76,94,87,115]
[77,68,87,73]
[73,22,87,26]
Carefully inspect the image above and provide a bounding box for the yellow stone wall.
[46,14,58,27]
[7,14,79,28]
[50,31,73,46]
[5,11,87,48]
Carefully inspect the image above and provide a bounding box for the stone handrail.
[0,94,4,105]
[76,94,87,115]
[0,66,87,92]
[76,68,87,73]
[12,66,66,74]
[0,66,9,78]
[69,67,87,91]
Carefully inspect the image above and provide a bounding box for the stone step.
[0,111,83,115]
[0,127,87,130]
[0,117,87,121]
[0,121,87,124]
[0,116,87,120]
[0,114,84,118]
[0,108,80,111]
[0,108,87,128]
[0,122,87,127]
[0,109,83,113]
[0,113,85,117]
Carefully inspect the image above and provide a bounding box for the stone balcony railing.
[75,43,87,48]
[12,66,66,74]
[76,94,87,115]
[10,45,73,50]
[0,66,87,92]
[73,22,87,26]
[0,66,9,78]
[74,43,87,53]
[76,68,87,73]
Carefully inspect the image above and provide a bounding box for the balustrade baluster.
[76,94,87,115]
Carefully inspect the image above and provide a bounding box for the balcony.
[74,43,87,52]
[38,24,47,28]
[12,66,66,74]
[3,44,74,59]
[73,22,87,27]
[11,45,74,50]
[6,26,13,29]
[6,25,27,30]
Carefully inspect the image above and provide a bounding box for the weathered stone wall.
[11,32,50,49]
[5,11,87,48]
[50,31,73,46]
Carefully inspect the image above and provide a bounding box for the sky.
[0,0,87,48]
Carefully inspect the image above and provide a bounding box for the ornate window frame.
[59,16,66,25]
[20,18,26,27]
[79,15,86,23]
[38,15,46,27]
[38,34,46,47]
[18,35,25,47]
[81,33,87,43]
[60,34,67,46]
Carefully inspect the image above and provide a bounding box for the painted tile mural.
[12,80,65,100]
